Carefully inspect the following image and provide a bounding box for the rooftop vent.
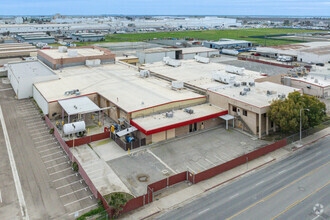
[166,111,174,118]
[249,82,255,87]
[267,90,273,95]
[244,87,250,92]
[184,108,194,114]
[241,82,247,86]
[307,84,311,89]
[314,79,318,83]
[234,82,240,87]
[240,91,247,96]
[140,70,150,78]
[58,46,67,53]
[278,93,286,99]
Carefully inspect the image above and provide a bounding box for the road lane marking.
[0,106,29,220]
[271,181,330,220]
[68,204,98,216]
[60,187,89,198]
[278,169,287,174]
[256,180,265,186]
[147,149,177,174]
[230,193,239,199]
[226,162,330,220]
[198,208,210,215]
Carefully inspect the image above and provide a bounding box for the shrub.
[72,162,79,172]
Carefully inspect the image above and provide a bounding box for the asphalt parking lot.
[108,127,269,197]
[0,83,97,219]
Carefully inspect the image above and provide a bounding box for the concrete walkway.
[123,127,330,220]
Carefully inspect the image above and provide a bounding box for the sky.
[0,0,329,16]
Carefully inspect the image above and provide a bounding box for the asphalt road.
[158,136,330,220]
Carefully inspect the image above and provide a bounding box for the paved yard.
[107,127,270,197]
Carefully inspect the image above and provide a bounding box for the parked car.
[254,53,261,56]
[316,63,324,66]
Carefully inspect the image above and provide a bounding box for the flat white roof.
[34,63,204,113]
[58,96,100,115]
[181,47,218,54]
[208,39,252,45]
[144,60,264,90]
[8,60,56,78]
[40,48,105,59]
[131,103,226,134]
[210,81,300,108]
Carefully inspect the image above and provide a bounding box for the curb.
[204,158,276,192]
[140,210,161,220]
[292,133,329,152]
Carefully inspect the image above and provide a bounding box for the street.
[158,136,330,220]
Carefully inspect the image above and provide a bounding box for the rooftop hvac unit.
[172,81,184,90]
[234,82,240,87]
[243,87,250,92]
[278,93,286,99]
[63,121,86,136]
[225,66,245,75]
[58,46,67,53]
[314,79,318,83]
[240,91,247,96]
[85,59,101,67]
[249,82,255,87]
[212,72,235,84]
[194,55,210,64]
[267,90,273,95]
[241,82,247,86]
[166,111,174,118]
[163,56,181,67]
[140,70,150,78]
[184,108,194,114]
[68,50,78,57]
[306,84,311,89]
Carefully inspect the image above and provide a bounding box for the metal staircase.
[235,115,254,135]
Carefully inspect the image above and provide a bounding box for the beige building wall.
[255,75,283,84]
[290,80,325,97]
[151,131,166,143]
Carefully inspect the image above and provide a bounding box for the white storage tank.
[222,49,239,56]
[225,66,245,75]
[172,81,184,90]
[194,55,210,64]
[63,121,86,135]
[58,46,68,53]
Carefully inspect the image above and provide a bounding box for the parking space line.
[44,155,67,163]
[60,187,88,198]
[0,106,29,219]
[27,124,46,129]
[64,195,93,207]
[47,162,69,169]
[147,149,177,174]
[41,151,63,158]
[0,88,13,92]
[24,117,41,122]
[68,204,98,216]
[26,122,44,126]
[35,138,55,144]
[39,146,61,153]
[52,173,77,182]
[33,135,51,140]
[0,190,2,203]
[49,167,72,176]
[36,142,58,149]
[56,179,83,189]
[31,131,50,136]
[30,128,47,133]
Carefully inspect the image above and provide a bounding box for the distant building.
[203,39,252,49]
[72,33,105,42]
[14,17,24,24]
[16,32,55,44]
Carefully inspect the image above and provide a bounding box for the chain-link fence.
[286,120,330,145]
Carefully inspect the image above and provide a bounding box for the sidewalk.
[123,127,330,220]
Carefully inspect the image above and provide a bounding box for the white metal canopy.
[116,127,138,137]
[58,96,100,115]
[219,114,235,130]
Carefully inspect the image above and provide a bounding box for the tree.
[283,20,290,26]
[268,91,326,134]
[109,193,128,218]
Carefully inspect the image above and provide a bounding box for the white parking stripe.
[0,190,2,203]
[31,131,49,136]
[56,179,83,189]
[33,135,51,140]
[64,195,92,206]
[52,173,77,182]
[60,187,88,198]
[68,204,98,216]
[46,162,68,169]
[36,142,58,149]
[41,151,63,158]
[49,167,72,176]
[35,138,55,144]
[39,146,61,153]
[0,88,13,92]
[0,106,29,220]
[43,155,67,163]
[198,208,210,215]
[147,149,177,174]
